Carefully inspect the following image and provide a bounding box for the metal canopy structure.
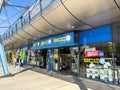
[0,0,120,50]
[0,0,35,76]
[0,0,36,35]
[0,0,3,12]
[0,0,10,76]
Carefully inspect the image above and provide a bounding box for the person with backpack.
[16,56,22,73]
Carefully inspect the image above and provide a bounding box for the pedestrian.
[16,56,22,73]
[13,56,16,68]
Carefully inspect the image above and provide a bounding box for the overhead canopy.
[2,0,120,50]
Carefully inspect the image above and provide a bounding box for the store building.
[29,25,120,84]
[19,45,28,66]
[78,25,120,84]
[30,32,79,75]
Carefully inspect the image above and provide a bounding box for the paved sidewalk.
[27,66,120,90]
[1,64,120,90]
[0,63,25,76]
[0,64,80,90]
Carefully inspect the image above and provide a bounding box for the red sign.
[84,50,100,58]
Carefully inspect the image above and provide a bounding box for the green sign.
[84,58,99,64]
[41,39,51,45]
[41,40,49,45]
[31,32,74,50]
[54,36,66,43]
[33,42,39,47]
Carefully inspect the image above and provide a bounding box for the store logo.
[41,39,51,45]
[85,50,100,58]
[84,58,99,63]
[33,42,39,47]
[48,39,51,44]
[99,51,104,57]
[54,36,66,43]
[99,58,105,64]
[54,35,71,43]
[66,35,71,41]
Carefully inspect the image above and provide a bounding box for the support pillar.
[47,48,54,72]
[0,37,10,76]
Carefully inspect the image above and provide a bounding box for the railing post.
[20,16,23,27]
[28,11,31,23]
[15,24,18,33]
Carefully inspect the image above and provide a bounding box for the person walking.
[13,56,17,68]
[16,56,22,73]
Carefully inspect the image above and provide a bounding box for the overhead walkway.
[1,0,120,50]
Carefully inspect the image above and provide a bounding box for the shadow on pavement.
[0,66,32,78]
[72,76,87,90]
[11,67,33,77]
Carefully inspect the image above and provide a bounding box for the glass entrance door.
[70,47,79,76]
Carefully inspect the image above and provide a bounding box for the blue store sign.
[31,32,75,50]
[79,25,112,45]
[52,32,75,47]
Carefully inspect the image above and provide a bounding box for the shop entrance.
[53,47,79,75]
[39,49,49,69]
[53,47,71,74]
[59,47,71,74]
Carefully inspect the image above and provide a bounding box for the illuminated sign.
[54,35,71,43]
[33,42,39,47]
[85,48,96,51]
[31,32,75,50]
[54,36,66,43]
[85,50,100,58]
[53,32,74,45]
[54,54,58,59]
[41,39,51,45]
[99,58,105,64]
[84,58,99,64]
[85,50,104,58]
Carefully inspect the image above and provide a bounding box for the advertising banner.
[31,32,75,50]
[85,50,100,58]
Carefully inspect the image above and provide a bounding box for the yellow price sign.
[54,54,58,59]
[84,58,99,64]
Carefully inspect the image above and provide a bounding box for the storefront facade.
[78,25,120,84]
[30,32,79,73]
[29,25,120,84]
[19,45,28,65]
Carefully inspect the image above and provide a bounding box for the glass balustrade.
[16,20,22,30]
[41,0,54,10]
[3,0,57,41]
[30,0,41,19]
[9,29,13,37]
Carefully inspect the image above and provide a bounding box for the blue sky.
[0,0,36,35]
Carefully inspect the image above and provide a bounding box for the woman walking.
[16,56,22,73]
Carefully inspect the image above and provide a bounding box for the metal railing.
[2,0,56,42]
